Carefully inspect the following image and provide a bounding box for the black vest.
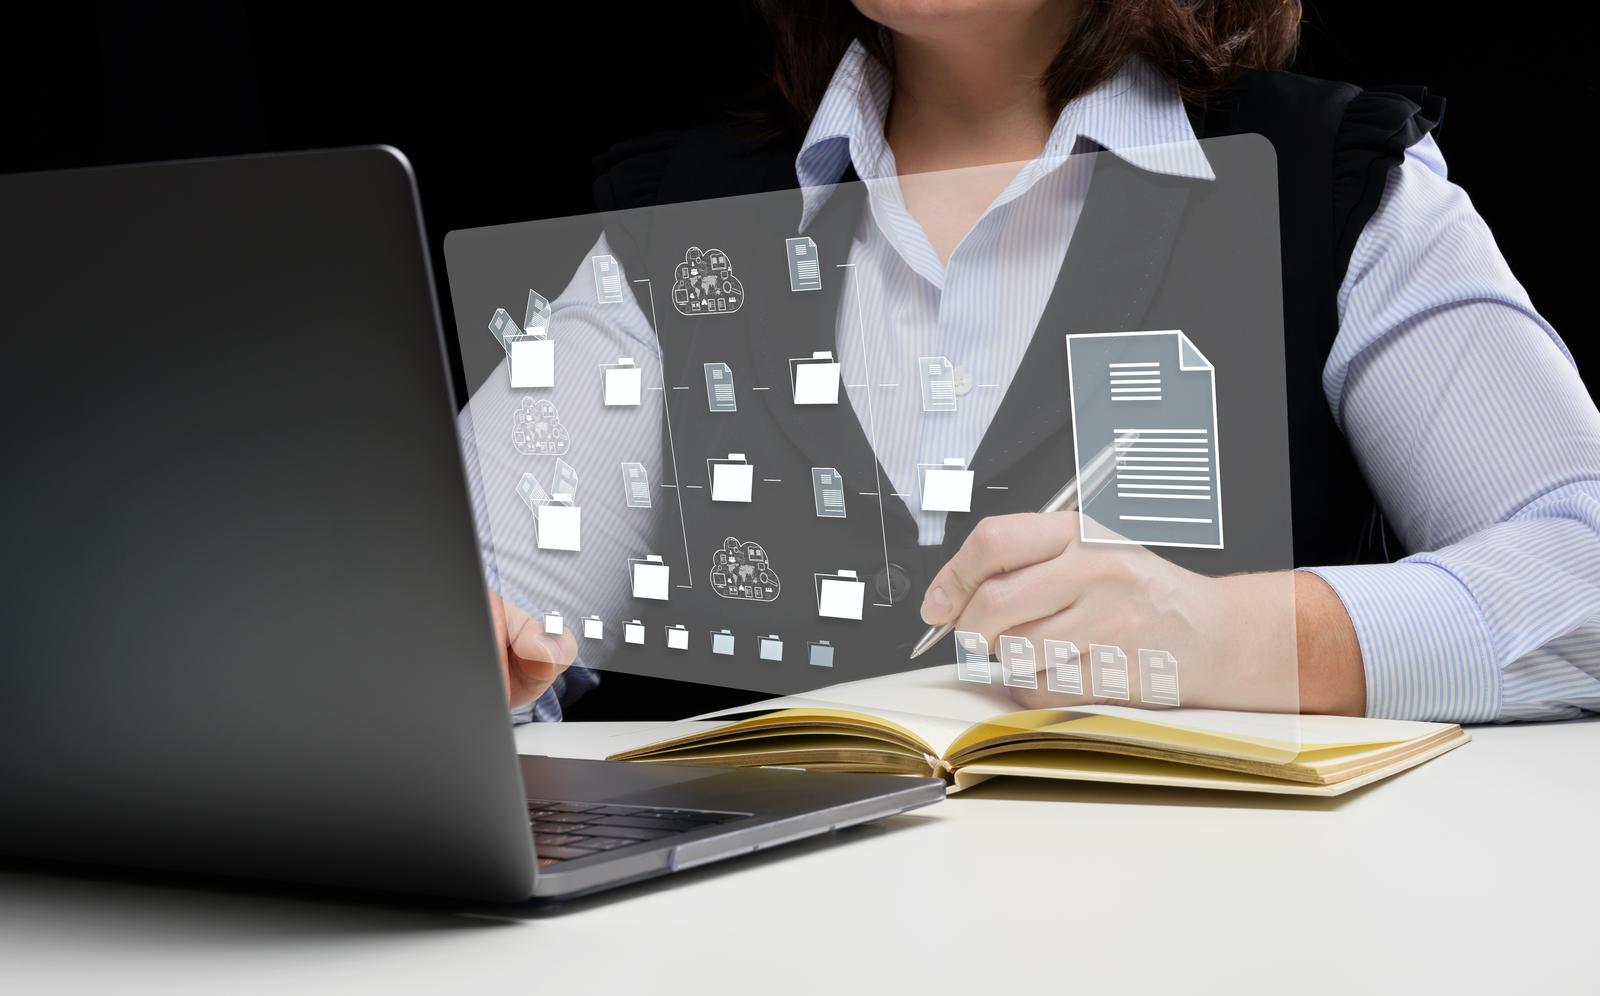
[582,69,1442,705]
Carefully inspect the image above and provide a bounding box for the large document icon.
[1044,640,1083,694]
[592,254,624,304]
[629,555,670,600]
[955,630,992,683]
[811,467,847,519]
[1138,649,1181,706]
[1089,644,1130,700]
[621,462,651,508]
[999,635,1037,689]
[789,351,841,405]
[704,362,737,412]
[785,236,821,292]
[708,453,754,503]
[602,357,642,406]
[1066,330,1223,549]
[920,458,974,513]
[759,635,784,661]
[919,356,957,412]
[814,569,865,620]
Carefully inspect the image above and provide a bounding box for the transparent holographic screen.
[443,133,1298,719]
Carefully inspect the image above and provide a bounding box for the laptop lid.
[0,147,537,902]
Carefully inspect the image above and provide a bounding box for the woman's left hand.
[920,511,1299,712]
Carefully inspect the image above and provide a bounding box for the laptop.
[0,147,943,904]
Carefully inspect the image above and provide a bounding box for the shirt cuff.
[1302,562,1502,723]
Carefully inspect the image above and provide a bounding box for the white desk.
[2,719,1594,994]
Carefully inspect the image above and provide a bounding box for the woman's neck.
[883,4,1077,176]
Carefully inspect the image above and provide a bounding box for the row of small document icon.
[540,610,836,667]
[955,630,1181,706]
[629,553,867,620]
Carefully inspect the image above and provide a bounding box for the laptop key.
[533,833,585,847]
[528,811,591,824]
[589,815,704,832]
[531,821,576,834]
[577,824,677,841]
[536,844,600,860]
[542,802,600,813]
[566,835,632,851]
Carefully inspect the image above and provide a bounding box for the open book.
[607,666,1469,796]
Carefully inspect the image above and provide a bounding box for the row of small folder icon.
[542,610,834,667]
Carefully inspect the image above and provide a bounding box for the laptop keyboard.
[526,799,749,865]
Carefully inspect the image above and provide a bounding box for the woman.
[503,0,1600,723]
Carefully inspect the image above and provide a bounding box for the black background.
[6,3,1591,716]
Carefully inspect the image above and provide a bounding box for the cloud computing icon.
[671,246,745,316]
[708,537,781,602]
[511,397,572,457]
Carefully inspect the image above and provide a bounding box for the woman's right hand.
[486,588,578,710]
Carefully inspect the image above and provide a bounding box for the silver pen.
[906,434,1131,660]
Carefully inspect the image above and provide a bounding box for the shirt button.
[953,368,973,397]
[874,563,913,603]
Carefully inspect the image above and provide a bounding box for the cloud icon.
[671,246,744,316]
[511,397,571,457]
[708,536,781,601]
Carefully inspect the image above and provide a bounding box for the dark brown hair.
[758,0,1303,127]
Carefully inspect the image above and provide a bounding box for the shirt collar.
[794,40,1215,231]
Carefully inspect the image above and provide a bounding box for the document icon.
[1066,330,1223,549]
[814,569,865,620]
[534,504,581,551]
[666,624,689,650]
[811,467,847,519]
[508,327,554,389]
[999,635,1037,689]
[582,615,603,640]
[624,619,645,645]
[785,236,821,292]
[711,629,735,655]
[592,254,624,304]
[919,356,957,412]
[1089,644,1130,700]
[602,357,642,406]
[759,635,784,661]
[1044,640,1083,694]
[523,289,551,332]
[544,612,563,635]
[629,555,670,600]
[919,458,974,513]
[708,453,754,503]
[808,641,835,668]
[621,462,651,508]
[1138,649,1181,706]
[515,471,551,511]
[955,630,992,683]
[789,351,841,405]
[487,308,518,353]
[704,362,737,413]
[550,458,578,505]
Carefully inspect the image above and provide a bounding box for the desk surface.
[2,719,1593,994]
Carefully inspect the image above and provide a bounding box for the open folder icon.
[759,635,783,661]
[508,328,553,389]
[582,615,603,640]
[666,624,689,650]
[708,453,753,503]
[623,620,645,644]
[711,629,735,655]
[920,457,974,513]
[629,555,670,600]
[602,357,641,406]
[789,351,841,405]
[814,569,865,620]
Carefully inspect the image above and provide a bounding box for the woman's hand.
[486,588,578,710]
[921,512,1303,712]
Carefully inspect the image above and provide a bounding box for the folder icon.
[666,624,689,650]
[602,357,642,406]
[711,629,735,655]
[920,457,974,513]
[789,351,841,405]
[543,612,563,635]
[814,569,865,620]
[807,640,835,668]
[629,555,670,600]
[582,615,603,640]
[759,635,784,661]
[508,328,554,389]
[534,503,582,551]
[708,453,754,503]
[624,619,645,644]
